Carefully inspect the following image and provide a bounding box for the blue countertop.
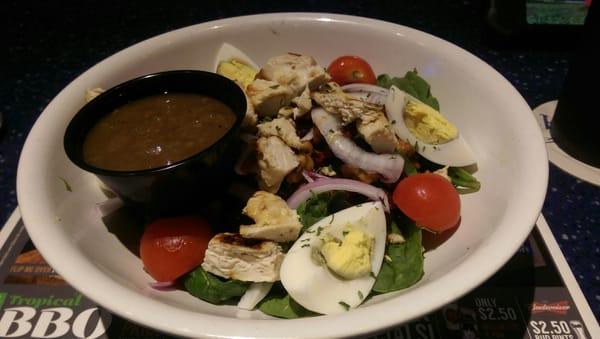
[2,0,598,321]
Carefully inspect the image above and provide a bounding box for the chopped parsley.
[301,244,310,248]
[358,291,364,300]
[316,226,324,236]
[339,301,350,311]
[58,177,72,192]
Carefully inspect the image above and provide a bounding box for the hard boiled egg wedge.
[385,85,476,167]
[213,43,259,89]
[280,202,387,315]
[213,42,260,71]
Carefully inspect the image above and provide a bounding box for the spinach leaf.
[258,294,314,319]
[402,155,419,176]
[296,191,352,232]
[373,218,424,293]
[377,70,440,110]
[448,167,481,194]
[184,267,249,304]
[257,283,315,319]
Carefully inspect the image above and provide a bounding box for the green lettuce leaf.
[373,218,424,293]
[377,70,440,110]
[184,267,249,304]
[296,191,352,232]
[257,282,315,319]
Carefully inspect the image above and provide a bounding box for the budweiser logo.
[531,301,570,315]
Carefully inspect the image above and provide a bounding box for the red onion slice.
[342,83,389,105]
[311,108,404,183]
[149,280,177,291]
[301,170,328,183]
[302,171,315,183]
[287,176,390,212]
[341,83,389,96]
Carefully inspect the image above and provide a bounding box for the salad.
[96,43,481,318]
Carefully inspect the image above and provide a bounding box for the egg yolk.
[217,60,257,89]
[320,229,373,279]
[404,100,458,144]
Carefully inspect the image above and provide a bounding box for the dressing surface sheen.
[83,93,236,171]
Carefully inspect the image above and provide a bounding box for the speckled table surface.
[2,0,598,322]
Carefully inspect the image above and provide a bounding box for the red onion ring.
[341,83,389,96]
[148,280,177,291]
[301,170,328,183]
[311,108,404,183]
[342,83,389,105]
[287,176,390,212]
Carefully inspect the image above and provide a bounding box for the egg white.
[213,42,260,72]
[280,202,387,315]
[385,85,476,167]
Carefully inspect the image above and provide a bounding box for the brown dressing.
[83,93,236,171]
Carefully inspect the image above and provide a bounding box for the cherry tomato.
[327,56,377,86]
[392,173,460,232]
[140,216,212,282]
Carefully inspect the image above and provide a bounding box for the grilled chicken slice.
[356,111,398,154]
[247,79,295,117]
[291,86,313,118]
[257,117,309,152]
[248,53,329,118]
[240,191,302,242]
[256,136,299,192]
[201,233,284,282]
[257,53,330,94]
[241,92,259,132]
[311,82,382,125]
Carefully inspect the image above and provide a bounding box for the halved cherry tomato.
[392,173,460,232]
[140,216,212,282]
[327,56,377,86]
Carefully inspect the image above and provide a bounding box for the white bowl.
[17,13,548,338]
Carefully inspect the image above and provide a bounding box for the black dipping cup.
[64,70,247,218]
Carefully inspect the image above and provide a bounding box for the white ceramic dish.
[17,13,548,338]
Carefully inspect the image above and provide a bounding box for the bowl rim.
[16,12,548,339]
[63,69,247,177]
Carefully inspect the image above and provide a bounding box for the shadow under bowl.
[64,70,247,218]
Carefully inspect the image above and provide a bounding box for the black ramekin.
[64,70,247,218]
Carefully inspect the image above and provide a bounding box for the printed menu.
[0,212,596,339]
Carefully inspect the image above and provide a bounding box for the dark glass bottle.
[550,3,599,167]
